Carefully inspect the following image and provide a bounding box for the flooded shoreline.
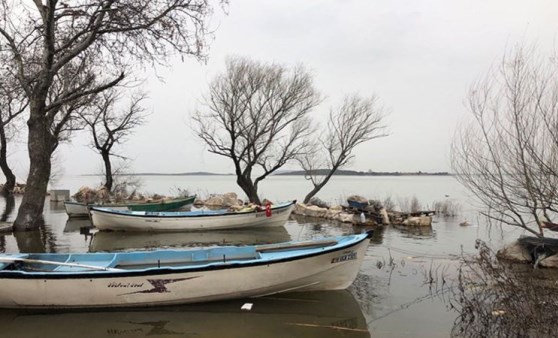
[0,175,548,336]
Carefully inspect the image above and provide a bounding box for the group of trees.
[2,2,551,241]
[0,1,386,231]
[0,0,219,230]
[193,57,387,205]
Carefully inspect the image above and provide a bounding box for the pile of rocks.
[293,194,433,227]
[0,183,26,194]
[497,240,558,268]
[72,186,169,203]
[294,204,358,223]
[202,192,243,208]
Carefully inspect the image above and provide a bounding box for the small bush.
[433,200,461,217]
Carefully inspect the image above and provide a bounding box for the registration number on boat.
[331,250,357,264]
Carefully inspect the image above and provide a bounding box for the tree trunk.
[13,114,55,231]
[0,194,14,222]
[0,125,16,195]
[303,185,323,204]
[302,169,337,204]
[102,151,113,191]
[236,176,261,204]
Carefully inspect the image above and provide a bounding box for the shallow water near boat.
[0,175,527,337]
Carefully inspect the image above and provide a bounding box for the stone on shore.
[203,192,241,207]
[294,204,328,218]
[222,192,241,206]
[347,195,368,204]
[539,254,558,268]
[204,196,224,206]
[496,241,532,263]
[337,212,356,223]
[0,222,12,232]
[380,208,390,225]
[403,216,432,227]
[294,203,365,224]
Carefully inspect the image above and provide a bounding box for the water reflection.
[64,218,93,233]
[89,226,292,252]
[0,291,369,338]
[391,225,435,239]
[48,200,66,213]
[12,225,59,253]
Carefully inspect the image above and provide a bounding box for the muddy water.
[0,175,510,337]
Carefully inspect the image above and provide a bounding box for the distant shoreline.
[81,170,452,177]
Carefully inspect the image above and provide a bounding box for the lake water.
[0,175,519,337]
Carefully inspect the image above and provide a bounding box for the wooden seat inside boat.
[114,247,260,270]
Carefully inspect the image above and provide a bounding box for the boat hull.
[0,233,370,309]
[90,202,295,232]
[64,196,195,218]
[64,201,127,217]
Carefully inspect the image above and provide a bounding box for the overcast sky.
[9,0,558,178]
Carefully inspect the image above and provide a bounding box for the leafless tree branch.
[299,94,388,204]
[451,45,558,237]
[192,56,321,203]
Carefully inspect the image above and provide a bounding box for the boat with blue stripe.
[90,200,296,232]
[0,231,372,308]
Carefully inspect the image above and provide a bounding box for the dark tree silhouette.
[299,94,387,204]
[0,70,27,195]
[193,57,321,204]
[80,89,147,192]
[0,0,221,229]
[452,46,558,237]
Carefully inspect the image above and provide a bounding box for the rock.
[204,196,224,207]
[204,193,242,207]
[0,222,12,232]
[330,205,343,211]
[347,195,368,204]
[403,216,432,227]
[380,208,390,225]
[539,254,558,268]
[96,187,110,201]
[336,212,355,223]
[308,197,330,209]
[222,192,241,207]
[325,208,342,220]
[293,203,306,215]
[293,204,328,218]
[304,205,328,218]
[73,186,98,202]
[496,241,532,263]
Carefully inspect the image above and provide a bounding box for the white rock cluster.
[293,203,359,224]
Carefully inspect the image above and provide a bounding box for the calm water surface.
[0,175,515,337]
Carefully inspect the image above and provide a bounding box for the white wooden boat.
[89,201,296,232]
[64,196,196,218]
[0,291,369,337]
[0,231,372,309]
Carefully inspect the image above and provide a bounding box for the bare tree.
[193,56,321,204]
[451,46,558,237]
[0,0,220,229]
[299,94,387,204]
[0,70,27,195]
[80,89,147,192]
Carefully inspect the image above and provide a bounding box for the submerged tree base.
[451,241,558,337]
